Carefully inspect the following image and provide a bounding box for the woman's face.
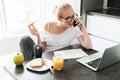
[59,7,75,27]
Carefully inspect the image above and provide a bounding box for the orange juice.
[53,57,64,70]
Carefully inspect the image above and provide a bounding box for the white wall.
[0,34,36,56]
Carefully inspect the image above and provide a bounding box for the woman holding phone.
[20,3,92,60]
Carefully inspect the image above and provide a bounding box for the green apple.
[13,52,24,66]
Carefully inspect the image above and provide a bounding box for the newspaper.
[54,49,88,59]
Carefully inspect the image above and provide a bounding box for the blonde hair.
[53,3,72,17]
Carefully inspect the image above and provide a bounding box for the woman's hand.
[74,18,85,29]
[28,22,39,36]
[74,18,92,49]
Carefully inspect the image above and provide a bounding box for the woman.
[20,3,92,60]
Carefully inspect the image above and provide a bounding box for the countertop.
[87,8,120,19]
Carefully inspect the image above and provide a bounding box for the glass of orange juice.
[53,56,64,71]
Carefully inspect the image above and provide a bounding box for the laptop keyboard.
[86,58,101,68]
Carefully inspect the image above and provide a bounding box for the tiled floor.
[0,55,13,80]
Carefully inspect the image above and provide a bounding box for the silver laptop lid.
[77,44,120,71]
[97,44,120,70]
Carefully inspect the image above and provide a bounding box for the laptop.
[76,44,120,71]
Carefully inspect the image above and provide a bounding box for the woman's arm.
[75,19,92,49]
[36,34,46,51]
[28,22,47,51]
[77,26,92,49]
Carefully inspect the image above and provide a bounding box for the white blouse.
[40,26,82,53]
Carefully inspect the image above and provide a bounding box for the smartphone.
[73,21,77,27]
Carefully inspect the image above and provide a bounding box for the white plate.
[26,58,52,72]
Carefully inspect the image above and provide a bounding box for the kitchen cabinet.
[87,14,120,43]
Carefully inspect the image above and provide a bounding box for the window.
[0,0,4,39]
[0,0,80,39]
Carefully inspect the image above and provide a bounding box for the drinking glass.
[53,56,64,71]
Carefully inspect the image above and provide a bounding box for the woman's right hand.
[28,22,39,36]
